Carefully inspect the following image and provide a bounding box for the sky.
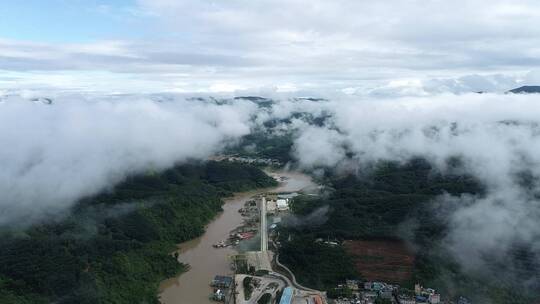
[2,0,540,94]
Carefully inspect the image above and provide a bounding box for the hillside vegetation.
[279,159,538,303]
[0,161,276,304]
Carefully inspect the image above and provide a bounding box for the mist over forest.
[3,1,540,303]
[1,92,539,303]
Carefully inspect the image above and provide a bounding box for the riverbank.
[158,170,315,304]
[0,161,280,303]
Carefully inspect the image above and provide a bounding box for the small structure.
[323,240,339,247]
[213,241,226,248]
[266,200,278,213]
[415,283,422,295]
[238,232,255,240]
[398,296,416,304]
[362,291,377,303]
[276,199,289,211]
[346,280,360,291]
[279,287,294,304]
[380,289,393,299]
[414,282,441,304]
[211,275,233,289]
[364,282,373,290]
[212,289,225,301]
[372,282,385,291]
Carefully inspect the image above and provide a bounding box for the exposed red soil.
[343,240,415,284]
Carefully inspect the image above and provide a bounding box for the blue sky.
[1,0,540,94]
[0,0,149,43]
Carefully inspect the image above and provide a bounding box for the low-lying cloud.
[2,91,540,291]
[0,94,256,226]
[285,93,540,288]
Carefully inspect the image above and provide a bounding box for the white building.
[276,199,289,211]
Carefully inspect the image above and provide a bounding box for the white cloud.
[0,95,257,226]
[1,1,540,92]
[1,88,540,285]
[281,93,540,281]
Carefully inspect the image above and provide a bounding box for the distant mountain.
[233,96,269,102]
[507,86,540,94]
[293,97,328,102]
[30,97,53,105]
[0,95,54,104]
[234,96,274,108]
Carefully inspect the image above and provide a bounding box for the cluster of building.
[364,281,398,301]
[333,280,396,304]
[333,281,447,304]
[220,155,283,166]
[210,275,234,302]
[405,284,441,304]
[266,198,290,213]
[213,231,256,248]
[265,193,298,214]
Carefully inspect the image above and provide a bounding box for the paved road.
[260,196,268,252]
[274,253,320,293]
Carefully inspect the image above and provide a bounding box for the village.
[331,280,472,304]
[211,155,283,167]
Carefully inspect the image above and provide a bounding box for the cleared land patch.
[343,239,415,284]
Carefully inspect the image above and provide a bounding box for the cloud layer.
[284,93,540,285]
[1,90,540,290]
[2,1,540,92]
[0,95,256,226]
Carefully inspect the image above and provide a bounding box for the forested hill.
[279,158,482,291]
[0,161,277,304]
[291,158,483,239]
[279,159,539,303]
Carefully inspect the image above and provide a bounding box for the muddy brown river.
[158,170,315,304]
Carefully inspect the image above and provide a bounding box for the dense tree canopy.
[0,161,276,303]
[279,159,538,303]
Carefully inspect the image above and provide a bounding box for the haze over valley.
[1,1,540,304]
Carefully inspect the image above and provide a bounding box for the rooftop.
[279,287,294,304]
